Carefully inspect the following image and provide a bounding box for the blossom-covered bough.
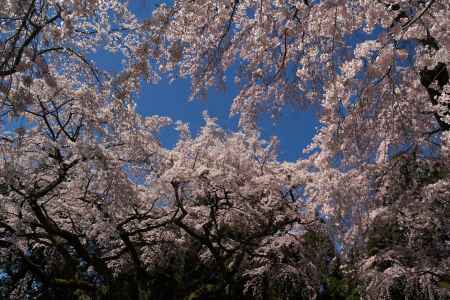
[1,0,169,298]
[151,0,450,298]
[1,0,449,299]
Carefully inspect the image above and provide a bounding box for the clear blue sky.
[138,78,319,161]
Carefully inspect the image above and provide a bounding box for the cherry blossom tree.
[150,0,449,298]
[0,1,329,299]
[0,0,168,298]
[1,0,449,299]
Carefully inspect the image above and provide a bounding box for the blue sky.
[138,77,319,161]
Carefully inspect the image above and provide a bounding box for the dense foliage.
[0,0,449,299]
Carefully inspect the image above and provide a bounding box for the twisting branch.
[0,2,61,77]
[217,0,240,51]
[401,0,436,30]
[273,28,289,81]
